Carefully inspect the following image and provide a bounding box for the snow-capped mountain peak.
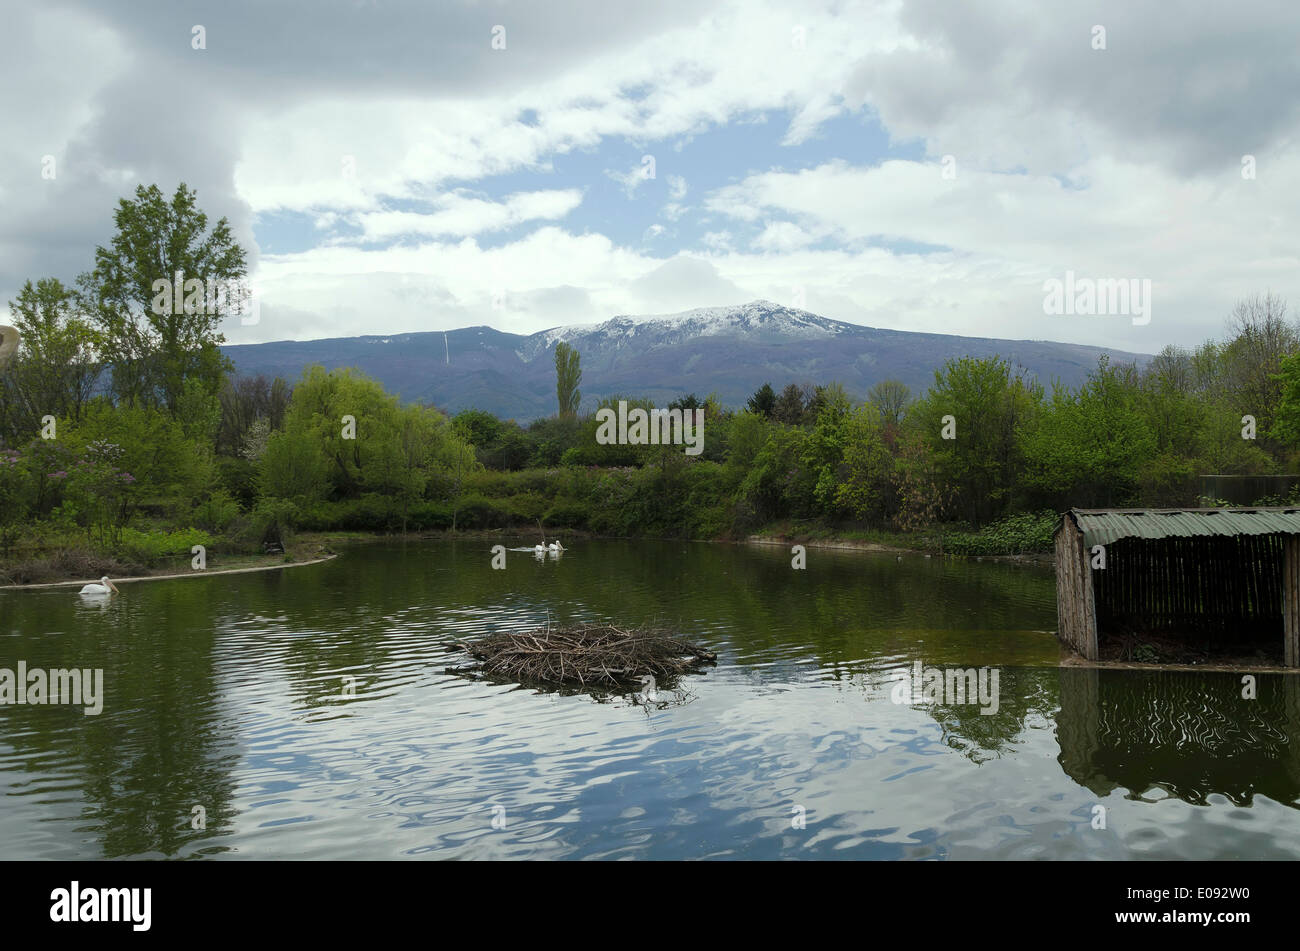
[520,300,846,360]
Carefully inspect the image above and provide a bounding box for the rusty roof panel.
[1068,508,1300,548]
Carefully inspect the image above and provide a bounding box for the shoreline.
[1,525,1056,589]
[0,551,339,590]
[743,533,1054,566]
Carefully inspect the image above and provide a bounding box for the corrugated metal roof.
[1066,508,1300,548]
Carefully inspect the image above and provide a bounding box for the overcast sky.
[3,0,1298,353]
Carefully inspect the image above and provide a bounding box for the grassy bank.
[747,510,1059,557]
[0,530,371,588]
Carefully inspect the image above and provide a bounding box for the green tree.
[1270,352,1300,456]
[1020,358,1156,508]
[772,383,808,425]
[835,405,895,522]
[79,183,246,414]
[747,382,776,418]
[555,342,582,418]
[867,379,910,429]
[1,278,102,441]
[258,429,329,507]
[908,356,1041,525]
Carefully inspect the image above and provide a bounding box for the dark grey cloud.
[1,0,716,309]
[850,0,1300,176]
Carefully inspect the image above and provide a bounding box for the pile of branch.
[449,624,716,690]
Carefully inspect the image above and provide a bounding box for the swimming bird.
[79,576,120,597]
[548,540,564,552]
[533,543,546,554]
[636,674,658,703]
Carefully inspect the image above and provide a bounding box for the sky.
[2,0,1298,354]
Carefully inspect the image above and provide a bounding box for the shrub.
[118,527,214,564]
[943,510,1058,555]
[193,490,241,532]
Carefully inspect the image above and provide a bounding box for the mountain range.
[222,300,1152,420]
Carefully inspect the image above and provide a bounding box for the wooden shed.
[1055,508,1300,666]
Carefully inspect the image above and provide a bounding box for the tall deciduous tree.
[555,342,582,418]
[772,383,808,425]
[867,379,911,429]
[79,183,246,414]
[1,278,102,441]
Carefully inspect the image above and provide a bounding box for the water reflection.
[1056,668,1300,808]
[3,538,1297,859]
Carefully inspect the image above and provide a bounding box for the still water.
[2,539,1298,859]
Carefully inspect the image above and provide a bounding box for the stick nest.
[450,624,717,691]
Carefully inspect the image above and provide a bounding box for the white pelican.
[635,674,658,703]
[79,576,120,597]
[548,540,564,552]
[533,543,546,554]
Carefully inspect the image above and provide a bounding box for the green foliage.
[747,382,776,418]
[943,511,1058,556]
[193,490,241,533]
[1020,358,1155,508]
[118,527,213,564]
[5,192,1300,567]
[555,342,582,417]
[79,182,244,414]
[1271,351,1300,457]
[0,278,102,442]
[908,355,1041,525]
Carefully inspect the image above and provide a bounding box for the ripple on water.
[2,539,1298,859]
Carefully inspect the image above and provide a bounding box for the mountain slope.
[222,300,1152,419]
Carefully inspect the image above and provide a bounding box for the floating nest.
[448,624,717,692]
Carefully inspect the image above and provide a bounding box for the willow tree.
[555,341,582,418]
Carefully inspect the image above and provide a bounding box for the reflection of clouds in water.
[13,538,1298,860]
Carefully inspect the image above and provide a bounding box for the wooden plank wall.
[1092,535,1285,639]
[1055,518,1098,659]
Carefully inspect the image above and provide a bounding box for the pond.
[2,538,1298,859]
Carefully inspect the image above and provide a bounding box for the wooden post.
[1055,524,1073,654]
[1081,532,1099,661]
[1286,535,1300,668]
[1055,514,1099,660]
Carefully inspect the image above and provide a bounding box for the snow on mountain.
[518,300,844,361]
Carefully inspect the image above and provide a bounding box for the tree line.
[2,183,1298,575]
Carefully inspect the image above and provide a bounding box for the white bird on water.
[636,674,658,703]
[79,576,120,597]
[548,540,564,552]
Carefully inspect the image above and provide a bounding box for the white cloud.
[7,0,1300,358]
[355,189,583,241]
